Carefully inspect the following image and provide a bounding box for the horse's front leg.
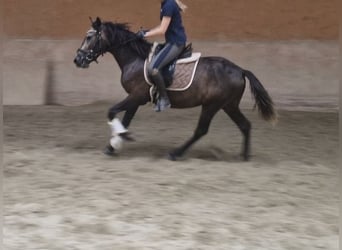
[104,96,140,155]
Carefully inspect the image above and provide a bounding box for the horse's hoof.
[168,150,183,161]
[120,132,135,142]
[103,145,116,156]
[168,153,178,161]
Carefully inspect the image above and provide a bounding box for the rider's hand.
[136,30,147,39]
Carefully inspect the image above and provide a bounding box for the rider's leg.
[151,69,171,111]
[148,43,184,111]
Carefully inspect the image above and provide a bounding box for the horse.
[74,17,277,161]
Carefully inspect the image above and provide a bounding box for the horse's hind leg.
[223,105,251,161]
[168,104,220,161]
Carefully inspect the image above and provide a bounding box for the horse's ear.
[91,16,102,30]
[95,17,102,24]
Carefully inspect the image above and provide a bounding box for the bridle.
[77,29,104,64]
[77,27,139,65]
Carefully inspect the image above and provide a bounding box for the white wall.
[3,39,338,111]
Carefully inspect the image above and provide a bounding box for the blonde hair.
[175,0,187,11]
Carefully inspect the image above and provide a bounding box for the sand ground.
[3,103,338,250]
[3,1,339,248]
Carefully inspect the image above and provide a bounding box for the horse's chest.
[121,64,144,91]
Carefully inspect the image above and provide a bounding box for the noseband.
[77,30,104,64]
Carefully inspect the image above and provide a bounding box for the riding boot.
[151,70,171,112]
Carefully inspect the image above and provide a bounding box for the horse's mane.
[102,22,152,59]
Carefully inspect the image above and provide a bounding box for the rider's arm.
[144,16,171,37]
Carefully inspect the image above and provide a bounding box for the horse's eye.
[86,36,92,42]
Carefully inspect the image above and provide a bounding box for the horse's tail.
[243,70,277,124]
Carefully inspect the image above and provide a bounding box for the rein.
[109,36,139,50]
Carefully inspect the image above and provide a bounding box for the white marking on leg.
[110,135,123,151]
[108,118,128,136]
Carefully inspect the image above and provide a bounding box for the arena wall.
[3,0,339,108]
[3,0,338,40]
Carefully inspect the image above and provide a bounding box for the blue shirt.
[160,0,187,45]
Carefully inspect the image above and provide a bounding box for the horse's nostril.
[74,57,81,66]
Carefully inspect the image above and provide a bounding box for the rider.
[137,0,188,112]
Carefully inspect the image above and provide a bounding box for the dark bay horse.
[74,17,277,161]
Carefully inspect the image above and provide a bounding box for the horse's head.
[74,18,152,68]
[74,17,108,68]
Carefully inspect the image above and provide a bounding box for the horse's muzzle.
[74,52,89,68]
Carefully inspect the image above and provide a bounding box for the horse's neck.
[108,47,145,82]
[109,47,144,71]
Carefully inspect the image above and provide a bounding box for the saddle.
[146,43,199,87]
[144,42,201,90]
[153,43,193,61]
